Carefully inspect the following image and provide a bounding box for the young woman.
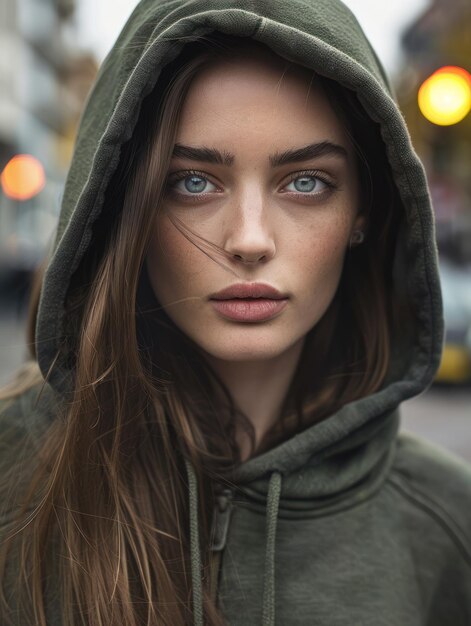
[1,1,470,625]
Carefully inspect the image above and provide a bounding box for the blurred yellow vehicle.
[434,260,471,384]
[436,343,471,383]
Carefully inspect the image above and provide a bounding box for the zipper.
[210,487,234,551]
[209,487,234,603]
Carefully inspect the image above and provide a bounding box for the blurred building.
[396,0,471,385]
[396,0,471,264]
[0,0,97,288]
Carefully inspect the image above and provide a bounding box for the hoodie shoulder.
[0,383,57,442]
[391,431,471,564]
[0,383,58,524]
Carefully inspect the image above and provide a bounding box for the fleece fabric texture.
[1,0,471,624]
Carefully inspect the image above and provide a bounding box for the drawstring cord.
[262,471,282,626]
[185,458,204,626]
[185,458,283,626]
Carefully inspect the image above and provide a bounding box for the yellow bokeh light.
[418,66,471,126]
[0,154,46,200]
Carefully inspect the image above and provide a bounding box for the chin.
[197,333,299,363]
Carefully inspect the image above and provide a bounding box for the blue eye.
[172,174,217,195]
[285,175,329,193]
[184,175,207,193]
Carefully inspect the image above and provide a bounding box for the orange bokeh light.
[1,154,46,200]
[418,65,471,126]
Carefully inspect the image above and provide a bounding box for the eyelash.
[166,168,336,202]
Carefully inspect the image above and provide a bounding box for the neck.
[203,338,305,462]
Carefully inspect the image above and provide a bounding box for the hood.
[34,0,444,623]
[36,0,443,478]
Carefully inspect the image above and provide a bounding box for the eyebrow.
[269,141,348,166]
[171,141,348,167]
[172,143,234,166]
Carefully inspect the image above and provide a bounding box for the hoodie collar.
[232,403,400,507]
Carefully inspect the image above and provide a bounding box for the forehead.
[175,53,353,152]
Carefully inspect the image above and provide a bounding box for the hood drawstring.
[262,470,282,625]
[185,458,204,626]
[185,459,283,626]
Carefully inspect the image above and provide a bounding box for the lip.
[209,282,288,300]
[210,298,288,322]
[209,282,289,322]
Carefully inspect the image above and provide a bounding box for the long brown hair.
[0,35,403,626]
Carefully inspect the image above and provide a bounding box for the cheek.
[295,215,350,304]
[146,215,199,300]
[300,209,351,261]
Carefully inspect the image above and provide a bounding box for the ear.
[348,212,368,248]
[353,212,367,233]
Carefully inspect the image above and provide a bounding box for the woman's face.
[146,51,364,364]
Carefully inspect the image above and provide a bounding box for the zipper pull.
[210,487,234,552]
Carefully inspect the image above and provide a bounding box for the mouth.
[208,282,289,322]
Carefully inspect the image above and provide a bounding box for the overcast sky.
[77,0,429,76]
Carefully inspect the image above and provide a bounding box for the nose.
[222,190,276,264]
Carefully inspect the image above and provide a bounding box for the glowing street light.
[0,154,46,200]
[418,66,471,126]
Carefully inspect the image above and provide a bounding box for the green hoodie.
[2,0,471,624]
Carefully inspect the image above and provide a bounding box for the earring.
[349,229,365,248]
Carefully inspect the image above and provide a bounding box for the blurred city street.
[1,301,470,464]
